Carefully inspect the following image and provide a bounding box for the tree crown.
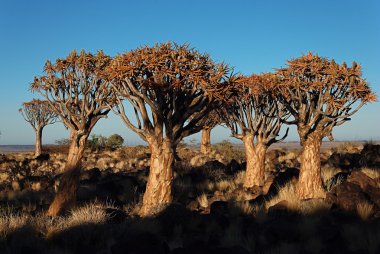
[19,99,59,130]
[31,50,114,133]
[276,52,377,141]
[107,42,235,144]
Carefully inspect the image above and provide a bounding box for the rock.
[329,182,370,211]
[227,159,241,175]
[186,200,199,212]
[231,186,261,201]
[268,200,291,216]
[327,152,361,170]
[210,200,229,217]
[97,175,139,204]
[11,180,21,191]
[0,172,10,183]
[80,168,101,182]
[360,144,380,167]
[35,153,50,161]
[347,171,378,191]
[365,184,380,208]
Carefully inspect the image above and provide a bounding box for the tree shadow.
[1,201,380,254]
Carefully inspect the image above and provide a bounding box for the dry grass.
[321,164,341,184]
[278,150,298,163]
[233,171,246,185]
[0,201,115,239]
[265,183,300,211]
[197,193,209,208]
[215,179,236,192]
[265,183,330,214]
[0,208,29,238]
[356,201,374,220]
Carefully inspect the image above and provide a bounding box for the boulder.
[328,182,370,211]
[347,171,378,191]
[268,200,291,216]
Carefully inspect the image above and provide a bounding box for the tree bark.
[243,134,267,188]
[140,138,174,216]
[296,131,326,199]
[47,131,88,216]
[35,127,43,157]
[200,128,212,154]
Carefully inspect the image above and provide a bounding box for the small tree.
[19,99,59,157]
[107,43,233,215]
[106,134,124,148]
[31,50,114,216]
[198,109,223,154]
[277,53,376,199]
[222,73,289,188]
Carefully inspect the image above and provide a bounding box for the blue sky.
[0,0,379,145]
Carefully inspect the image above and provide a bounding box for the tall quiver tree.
[107,43,232,216]
[19,99,58,157]
[277,53,377,199]
[31,50,114,216]
[222,73,289,188]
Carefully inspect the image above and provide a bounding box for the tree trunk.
[35,127,43,157]
[200,128,212,154]
[140,139,174,216]
[296,131,326,199]
[243,134,267,188]
[47,131,88,216]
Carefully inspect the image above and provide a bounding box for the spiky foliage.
[107,42,234,146]
[222,73,289,145]
[276,52,376,144]
[19,99,58,131]
[31,50,114,137]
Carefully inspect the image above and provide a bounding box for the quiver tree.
[222,73,289,188]
[107,42,233,216]
[19,99,58,157]
[197,108,224,154]
[276,52,376,199]
[31,50,114,216]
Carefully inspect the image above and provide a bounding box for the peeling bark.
[140,139,174,216]
[243,134,267,188]
[35,127,43,157]
[47,131,88,216]
[200,128,212,154]
[296,131,326,199]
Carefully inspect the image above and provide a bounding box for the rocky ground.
[0,142,380,253]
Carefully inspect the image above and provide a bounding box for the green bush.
[106,134,124,148]
[87,134,107,150]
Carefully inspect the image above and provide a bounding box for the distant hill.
[0,145,34,154]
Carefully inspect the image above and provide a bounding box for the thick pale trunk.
[296,132,326,199]
[243,134,267,188]
[140,139,174,216]
[47,131,88,216]
[200,128,212,154]
[35,127,43,157]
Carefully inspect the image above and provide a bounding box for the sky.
[0,0,379,145]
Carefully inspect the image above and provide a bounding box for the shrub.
[213,140,244,162]
[87,134,107,150]
[106,134,124,148]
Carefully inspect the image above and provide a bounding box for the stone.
[330,182,370,211]
[347,171,378,191]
